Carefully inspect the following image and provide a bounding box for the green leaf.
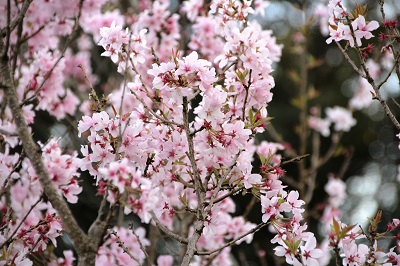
[259,154,266,164]
[332,217,341,238]
[248,108,254,124]
[293,239,302,251]
[340,224,357,239]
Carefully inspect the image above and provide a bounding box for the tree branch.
[0,37,93,259]
[0,0,33,36]
[150,211,188,244]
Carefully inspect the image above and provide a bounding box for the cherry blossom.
[325,106,356,132]
[308,116,331,137]
[349,78,374,110]
[300,235,324,266]
[98,21,129,63]
[2,0,400,265]
[352,15,379,47]
[325,175,346,208]
[342,242,369,266]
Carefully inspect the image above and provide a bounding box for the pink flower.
[222,121,252,153]
[286,191,305,211]
[13,250,33,266]
[260,196,288,222]
[157,255,174,266]
[352,15,379,47]
[342,242,369,265]
[349,78,373,110]
[325,106,356,132]
[62,181,83,204]
[326,22,350,44]
[194,87,227,127]
[98,21,129,63]
[175,51,200,76]
[214,52,237,68]
[181,0,203,21]
[99,158,136,193]
[58,250,76,266]
[300,235,323,266]
[308,116,331,137]
[257,141,284,158]
[243,173,262,189]
[325,175,346,208]
[226,216,256,244]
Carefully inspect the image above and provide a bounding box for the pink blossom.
[342,242,369,265]
[226,216,256,244]
[260,196,289,222]
[98,21,129,63]
[176,51,202,76]
[308,116,331,137]
[349,78,373,110]
[257,141,284,158]
[314,4,330,36]
[243,173,262,189]
[57,250,76,266]
[274,246,298,265]
[181,0,204,21]
[300,235,323,266]
[352,15,379,47]
[12,250,33,266]
[222,121,252,153]
[194,87,227,127]
[257,141,284,166]
[326,22,350,44]
[286,191,305,211]
[325,175,346,208]
[97,227,149,265]
[157,255,174,266]
[325,106,356,132]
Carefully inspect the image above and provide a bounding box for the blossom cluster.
[97,227,149,265]
[1,0,400,265]
[326,0,379,47]
[0,139,81,265]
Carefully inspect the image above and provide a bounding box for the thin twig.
[280,154,309,166]
[0,153,24,198]
[307,132,341,175]
[129,223,150,263]
[0,196,42,250]
[266,123,299,158]
[377,52,400,90]
[11,15,24,76]
[0,0,33,36]
[335,42,364,77]
[379,0,386,22]
[205,152,242,214]
[22,1,84,105]
[110,229,142,265]
[2,0,11,60]
[130,88,181,126]
[345,15,400,130]
[392,98,400,109]
[181,96,207,266]
[242,69,252,120]
[196,222,268,255]
[211,187,243,206]
[337,148,353,180]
